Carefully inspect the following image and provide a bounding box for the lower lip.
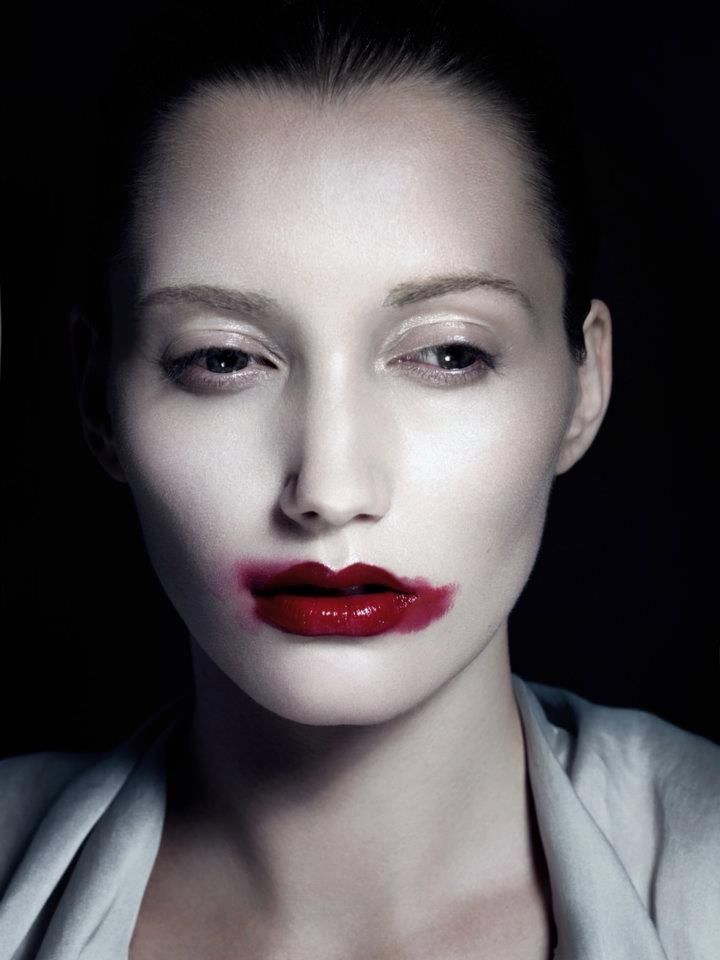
[251,588,453,637]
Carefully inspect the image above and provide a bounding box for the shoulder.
[0,720,176,958]
[524,677,720,778]
[520,678,720,948]
[0,749,101,893]
[0,701,187,885]
[523,679,720,819]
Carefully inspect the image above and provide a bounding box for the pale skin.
[73,79,612,959]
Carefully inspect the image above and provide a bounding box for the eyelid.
[387,313,492,337]
[162,328,283,364]
[385,317,497,355]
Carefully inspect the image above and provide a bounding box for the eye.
[158,346,277,392]
[392,342,499,386]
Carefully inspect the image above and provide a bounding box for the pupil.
[437,345,478,370]
[206,349,248,373]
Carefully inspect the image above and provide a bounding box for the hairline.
[129,70,557,269]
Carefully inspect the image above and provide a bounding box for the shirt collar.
[512,675,668,960]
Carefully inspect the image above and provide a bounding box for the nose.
[278,378,392,532]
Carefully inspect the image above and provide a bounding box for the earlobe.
[68,305,128,485]
[555,298,613,476]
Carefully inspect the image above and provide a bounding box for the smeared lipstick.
[236,560,457,637]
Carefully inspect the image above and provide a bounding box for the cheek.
[109,350,573,629]
[399,368,572,593]
[109,372,280,611]
[411,372,568,510]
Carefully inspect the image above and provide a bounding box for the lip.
[237,560,457,637]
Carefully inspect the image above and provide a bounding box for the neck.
[167,626,542,943]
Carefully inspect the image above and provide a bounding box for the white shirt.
[0,675,718,959]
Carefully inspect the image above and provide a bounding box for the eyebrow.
[138,271,536,320]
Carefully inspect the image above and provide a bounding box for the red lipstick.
[237,560,456,637]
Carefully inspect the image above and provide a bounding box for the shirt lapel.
[512,676,669,960]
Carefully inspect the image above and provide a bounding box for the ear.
[68,305,128,484]
[555,298,613,476]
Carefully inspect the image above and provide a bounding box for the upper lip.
[249,562,413,595]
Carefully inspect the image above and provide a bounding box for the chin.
[194,633,455,728]
[248,689,420,728]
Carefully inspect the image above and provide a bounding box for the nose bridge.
[281,353,390,527]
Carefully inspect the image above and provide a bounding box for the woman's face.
[107,81,585,725]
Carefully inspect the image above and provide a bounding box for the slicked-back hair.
[82,0,596,366]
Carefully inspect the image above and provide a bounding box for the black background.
[1,0,718,756]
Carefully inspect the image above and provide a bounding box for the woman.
[1,1,718,957]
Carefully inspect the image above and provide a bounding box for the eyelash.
[156,342,500,393]
[157,347,276,393]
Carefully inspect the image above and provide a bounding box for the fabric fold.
[512,676,670,960]
[0,702,181,960]
[1,680,717,959]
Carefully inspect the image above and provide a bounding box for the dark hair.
[82,0,596,365]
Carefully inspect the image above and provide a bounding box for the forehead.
[131,80,561,314]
